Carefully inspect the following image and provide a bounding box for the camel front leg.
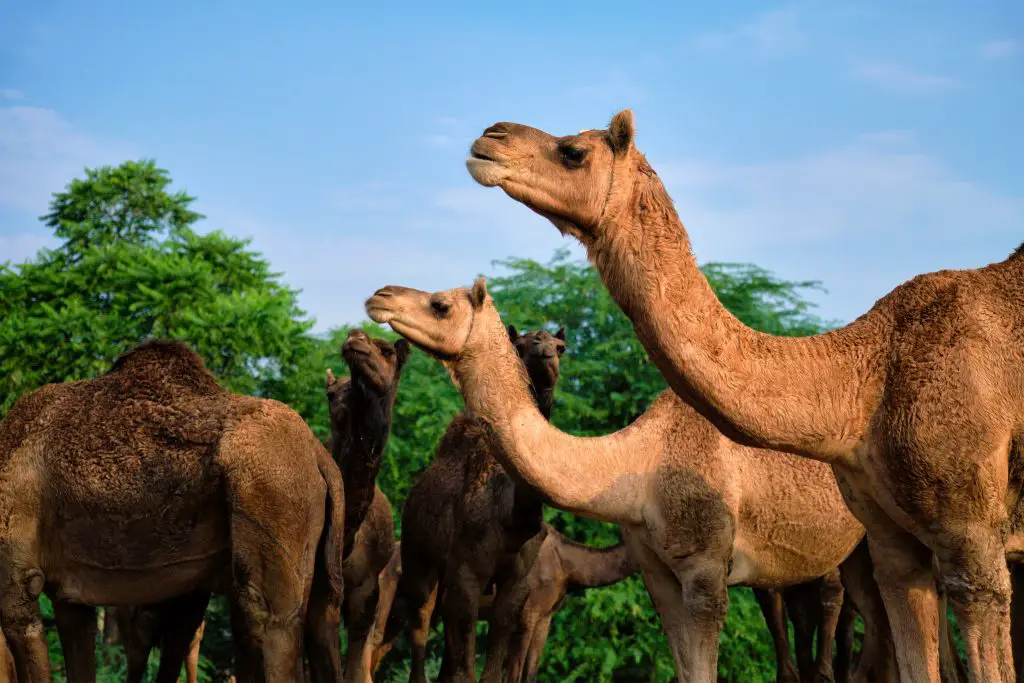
[642,554,728,682]
[342,573,380,683]
[934,527,1015,683]
[438,558,484,683]
[865,525,941,683]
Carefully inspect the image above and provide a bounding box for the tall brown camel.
[378,325,566,683]
[364,279,898,682]
[0,339,344,683]
[324,327,409,683]
[462,109,1024,682]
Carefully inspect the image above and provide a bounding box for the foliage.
[0,159,316,417]
[4,163,842,682]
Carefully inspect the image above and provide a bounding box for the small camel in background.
[324,328,410,683]
[376,325,566,683]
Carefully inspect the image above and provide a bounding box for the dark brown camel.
[0,339,344,683]
[323,328,409,683]
[377,325,566,683]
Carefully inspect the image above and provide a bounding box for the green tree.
[0,159,316,417]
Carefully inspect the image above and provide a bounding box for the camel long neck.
[557,534,639,591]
[452,312,661,524]
[587,163,890,460]
[331,380,394,550]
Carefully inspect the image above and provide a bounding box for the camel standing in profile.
[0,339,344,683]
[378,326,566,683]
[365,280,896,682]
[463,109,1024,682]
[324,328,410,683]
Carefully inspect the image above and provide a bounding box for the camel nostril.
[483,123,509,139]
[373,288,393,298]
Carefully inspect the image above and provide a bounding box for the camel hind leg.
[222,423,327,683]
[754,588,800,683]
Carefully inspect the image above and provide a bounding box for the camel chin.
[465,157,510,186]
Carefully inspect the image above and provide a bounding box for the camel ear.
[554,326,566,341]
[470,277,488,309]
[394,338,411,369]
[325,368,335,386]
[508,324,519,341]
[609,109,634,155]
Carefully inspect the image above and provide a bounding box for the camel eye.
[381,346,394,358]
[431,299,451,315]
[560,146,588,167]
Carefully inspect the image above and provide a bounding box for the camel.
[323,328,409,683]
[364,279,900,682]
[463,109,1024,682]
[0,339,344,683]
[370,524,640,683]
[377,325,566,683]
[501,523,640,682]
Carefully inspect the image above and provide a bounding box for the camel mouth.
[364,296,394,325]
[466,139,512,187]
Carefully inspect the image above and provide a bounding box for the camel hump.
[107,339,222,397]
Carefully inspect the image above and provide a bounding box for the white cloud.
[692,8,804,57]
[0,106,137,214]
[851,62,957,92]
[657,133,1023,322]
[1,89,25,100]
[981,40,1020,60]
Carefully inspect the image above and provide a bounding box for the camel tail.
[314,448,346,607]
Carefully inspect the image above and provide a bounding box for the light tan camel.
[0,339,344,683]
[365,279,898,682]
[464,110,1024,682]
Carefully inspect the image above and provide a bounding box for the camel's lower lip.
[470,151,496,162]
[365,301,392,324]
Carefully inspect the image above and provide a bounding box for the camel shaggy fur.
[0,339,344,683]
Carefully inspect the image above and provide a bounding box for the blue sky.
[1,1,1021,332]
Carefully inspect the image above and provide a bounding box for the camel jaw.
[465,157,510,187]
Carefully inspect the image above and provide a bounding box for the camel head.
[364,277,499,363]
[340,328,410,395]
[466,109,638,242]
[508,325,566,393]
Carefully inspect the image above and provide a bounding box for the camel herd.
[0,109,1021,683]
